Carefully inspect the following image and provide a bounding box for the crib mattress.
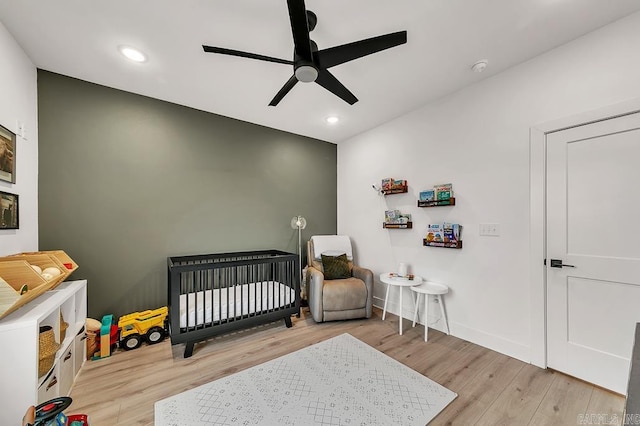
[179,281,295,328]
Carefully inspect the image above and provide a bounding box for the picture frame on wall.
[0,123,16,183]
[0,191,18,230]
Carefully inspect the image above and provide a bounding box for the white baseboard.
[451,322,530,363]
[373,296,531,363]
[373,296,448,334]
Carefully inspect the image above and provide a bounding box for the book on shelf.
[381,178,393,191]
[384,210,399,223]
[427,222,462,243]
[399,213,411,224]
[434,183,453,201]
[443,222,461,242]
[385,210,411,224]
[392,179,407,190]
[419,183,454,202]
[419,189,435,202]
[381,178,408,191]
[425,224,444,242]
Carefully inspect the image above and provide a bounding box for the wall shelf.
[380,178,408,195]
[384,222,413,229]
[383,187,408,195]
[418,197,456,207]
[423,240,462,249]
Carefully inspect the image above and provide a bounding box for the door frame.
[529,98,640,368]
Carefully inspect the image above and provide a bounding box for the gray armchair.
[306,235,373,322]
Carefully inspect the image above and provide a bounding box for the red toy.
[94,324,118,355]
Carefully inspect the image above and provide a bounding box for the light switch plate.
[479,223,500,236]
[16,121,26,140]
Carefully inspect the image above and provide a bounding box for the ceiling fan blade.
[286,0,313,62]
[203,45,293,65]
[269,75,299,106]
[315,69,358,105]
[315,31,407,69]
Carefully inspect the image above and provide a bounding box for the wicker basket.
[60,312,69,342]
[38,325,60,377]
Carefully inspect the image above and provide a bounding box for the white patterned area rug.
[155,333,456,425]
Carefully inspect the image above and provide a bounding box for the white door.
[546,111,640,394]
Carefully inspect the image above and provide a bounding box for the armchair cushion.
[322,278,367,311]
[321,253,351,280]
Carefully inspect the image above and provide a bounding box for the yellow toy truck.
[118,306,169,350]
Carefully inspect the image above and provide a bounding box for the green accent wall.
[37,70,336,319]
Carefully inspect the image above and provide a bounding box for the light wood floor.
[69,308,624,425]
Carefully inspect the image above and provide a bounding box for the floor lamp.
[290,215,307,295]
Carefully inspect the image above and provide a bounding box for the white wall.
[0,22,38,255]
[338,11,640,362]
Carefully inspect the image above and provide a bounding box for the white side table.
[410,282,450,342]
[379,273,423,335]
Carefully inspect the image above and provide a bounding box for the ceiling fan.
[202,0,407,106]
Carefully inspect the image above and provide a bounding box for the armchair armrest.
[352,265,374,318]
[307,266,325,322]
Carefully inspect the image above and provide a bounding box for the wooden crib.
[167,250,300,357]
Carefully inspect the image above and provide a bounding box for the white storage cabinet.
[0,280,87,424]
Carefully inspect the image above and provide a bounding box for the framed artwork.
[0,191,18,230]
[0,123,16,183]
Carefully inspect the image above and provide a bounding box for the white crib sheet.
[179,281,295,328]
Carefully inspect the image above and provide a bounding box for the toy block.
[99,314,113,358]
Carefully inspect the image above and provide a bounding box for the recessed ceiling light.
[119,45,147,63]
[326,116,339,124]
[471,59,488,73]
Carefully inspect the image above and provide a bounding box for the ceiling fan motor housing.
[294,39,318,82]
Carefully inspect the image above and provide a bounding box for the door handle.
[550,259,575,268]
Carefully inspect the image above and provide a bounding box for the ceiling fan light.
[295,65,318,83]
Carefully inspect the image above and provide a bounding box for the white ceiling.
[1,1,639,143]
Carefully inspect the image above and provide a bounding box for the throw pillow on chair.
[321,253,351,280]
